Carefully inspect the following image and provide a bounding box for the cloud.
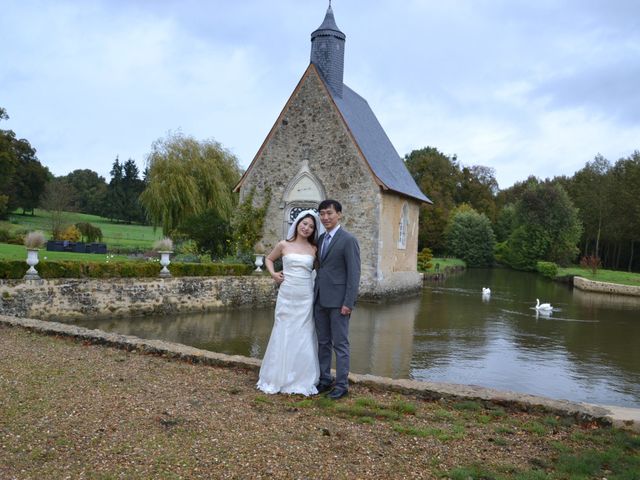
[2,0,639,189]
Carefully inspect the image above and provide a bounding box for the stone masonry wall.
[573,276,640,297]
[0,276,276,320]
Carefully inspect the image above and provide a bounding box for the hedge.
[536,261,558,279]
[0,260,253,279]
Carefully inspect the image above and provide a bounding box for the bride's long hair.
[287,213,317,245]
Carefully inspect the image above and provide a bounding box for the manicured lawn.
[0,243,137,262]
[425,257,466,272]
[4,210,162,250]
[557,266,640,287]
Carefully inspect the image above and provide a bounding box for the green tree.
[140,132,241,235]
[105,157,125,221]
[405,147,460,253]
[121,159,146,223]
[456,165,498,222]
[0,107,49,217]
[504,181,582,269]
[41,178,73,239]
[179,208,232,259]
[494,203,516,243]
[566,155,612,257]
[405,147,498,253]
[59,169,108,215]
[610,152,640,271]
[13,153,50,215]
[445,205,496,267]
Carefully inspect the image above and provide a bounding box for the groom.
[314,199,361,400]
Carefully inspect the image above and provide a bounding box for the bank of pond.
[54,267,640,410]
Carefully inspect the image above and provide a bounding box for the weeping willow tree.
[140,132,242,236]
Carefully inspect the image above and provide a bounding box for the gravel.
[0,324,632,479]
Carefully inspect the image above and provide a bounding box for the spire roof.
[311,4,345,40]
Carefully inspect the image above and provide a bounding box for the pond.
[66,268,640,408]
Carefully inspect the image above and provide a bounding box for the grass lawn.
[3,209,162,250]
[0,242,137,262]
[557,266,640,287]
[425,257,466,273]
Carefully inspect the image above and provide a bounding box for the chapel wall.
[240,68,381,296]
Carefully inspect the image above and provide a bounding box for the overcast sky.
[2,0,639,189]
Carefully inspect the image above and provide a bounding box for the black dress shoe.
[316,382,334,394]
[327,388,348,400]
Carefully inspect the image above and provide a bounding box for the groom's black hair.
[318,199,342,212]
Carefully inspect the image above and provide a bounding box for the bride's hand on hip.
[271,271,284,284]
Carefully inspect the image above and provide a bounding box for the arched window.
[398,202,408,250]
[282,160,325,238]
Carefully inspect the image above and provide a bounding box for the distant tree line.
[3,102,638,270]
[406,146,640,272]
[0,107,50,217]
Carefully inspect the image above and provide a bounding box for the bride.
[256,209,325,395]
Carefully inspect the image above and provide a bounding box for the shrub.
[0,261,27,279]
[0,227,11,243]
[59,225,81,242]
[580,255,601,275]
[232,186,271,256]
[75,222,103,243]
[0,259,252,279]
[8,229,27,245]
[536,261,558,279]
[24,231,46,249]
[417,247,433,271]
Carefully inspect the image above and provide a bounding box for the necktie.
[321,234,331,259]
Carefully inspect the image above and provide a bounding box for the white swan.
[535,298,553,311]
[482,287,491,295]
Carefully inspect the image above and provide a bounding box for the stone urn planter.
[23,231,46,280]
[158,251,173,278]
[25,249,41,279]
[254,254,264,272]
[153,237,174,278]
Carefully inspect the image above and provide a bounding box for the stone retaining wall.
[573,276,640,297]
[0,276,277,320]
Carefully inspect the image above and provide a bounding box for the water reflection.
[66,268,640,408]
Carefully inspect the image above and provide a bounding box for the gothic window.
[289,207,309,223]
[282,161,325,239]
[398,202,408,250]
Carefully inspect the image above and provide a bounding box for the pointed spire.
[310,3,346,97]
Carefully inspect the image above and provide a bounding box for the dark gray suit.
[314,226,361,391]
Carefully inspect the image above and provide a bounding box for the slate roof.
[311,5,345,40]
[328,81,432,203]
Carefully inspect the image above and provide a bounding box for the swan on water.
[535,298,553,311]
[482,288,491,295]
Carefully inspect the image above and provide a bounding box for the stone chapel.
[234,5,432,299]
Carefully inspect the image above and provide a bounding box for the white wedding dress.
[257,254,320,395]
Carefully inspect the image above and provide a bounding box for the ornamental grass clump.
[153,237,174,252]
[24,231,46,249]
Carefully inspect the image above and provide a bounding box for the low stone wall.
[360,271,424,301]
[573,276,640,297]
[423,265,465,282]
[0,276,277,320]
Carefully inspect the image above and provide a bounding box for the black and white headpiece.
[286,209,325,243]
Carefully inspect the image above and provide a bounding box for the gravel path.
[1,324,637,479]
